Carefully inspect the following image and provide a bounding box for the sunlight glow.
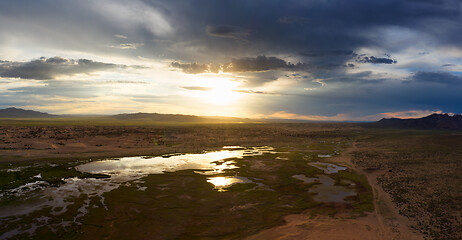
[207,176,244,192]
[188,75,241,106]
[207,177,233,187]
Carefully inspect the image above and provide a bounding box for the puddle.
[76,146,274,180]
[292,174,356,203]
[292,174,318,184]
[309,175,356,203]
[309,162,347,174]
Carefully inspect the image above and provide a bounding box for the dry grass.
[0,123,361,162]
[352,129,462,239]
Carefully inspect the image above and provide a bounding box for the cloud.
[411,71,462,85]
[205,24,250,40]
[90,0,173,37]
[301,50,355,57]
[181,86,213,91]
[278,16,309,25]
[372,110,444,120]
[170,62,211,74]
[226,56,298,72]
[105,80,148,84]
[233,89,278,95]
[2,0,462,118]
[265,111,349,121]
[171,56,307,74]
[236,68,461,119]
[0,57,125,80]
[114,34,128,39]
[110,43,144,49]
[356,55,397,64]
[7,80,103,98]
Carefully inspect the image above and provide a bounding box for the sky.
[0,0,461,121]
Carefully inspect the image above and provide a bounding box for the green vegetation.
[0,162,109,193]
[0,140,372,239]
[74,149,371,239]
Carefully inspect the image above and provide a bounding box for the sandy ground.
[245,143,423,240]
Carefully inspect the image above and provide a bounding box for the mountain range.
[0,107,56,118]
[0,107,251,123]
[373,113,462,130]
[2,108,461,129]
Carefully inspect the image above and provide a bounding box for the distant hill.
[0,108,252,123]
[113,113,205,122]
[0,107,56,118]
[373,113,462,130]
[112,112,251,123]
[0,107,352,124]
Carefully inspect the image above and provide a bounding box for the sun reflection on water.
[207,176,252,192]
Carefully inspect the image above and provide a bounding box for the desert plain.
[0,121,460,240]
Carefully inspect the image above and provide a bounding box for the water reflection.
[292,174,317,184]
[309,162,347,174]
[76,146,275,180]
[0,146,275,239]
[207,176,253,192]
[292,174,356,203]
[0,146,359,239]
[309,175,356,203]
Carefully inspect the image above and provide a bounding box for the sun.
[189,75,241,106]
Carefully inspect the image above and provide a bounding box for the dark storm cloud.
[171,56,308,74]
[261,71,462,117]
[2,0,461,63]
[147,0,461,63]
[301,50,355,58]
[205,25,250,40]
[278,16,309,25]
[356,55,397,64]
[227,56,301,72]
[0,57,125,80]
[170,62,211,74]
[410,71,462,85]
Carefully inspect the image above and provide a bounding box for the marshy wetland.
[0,143,372,239]
[0,123,461,239]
